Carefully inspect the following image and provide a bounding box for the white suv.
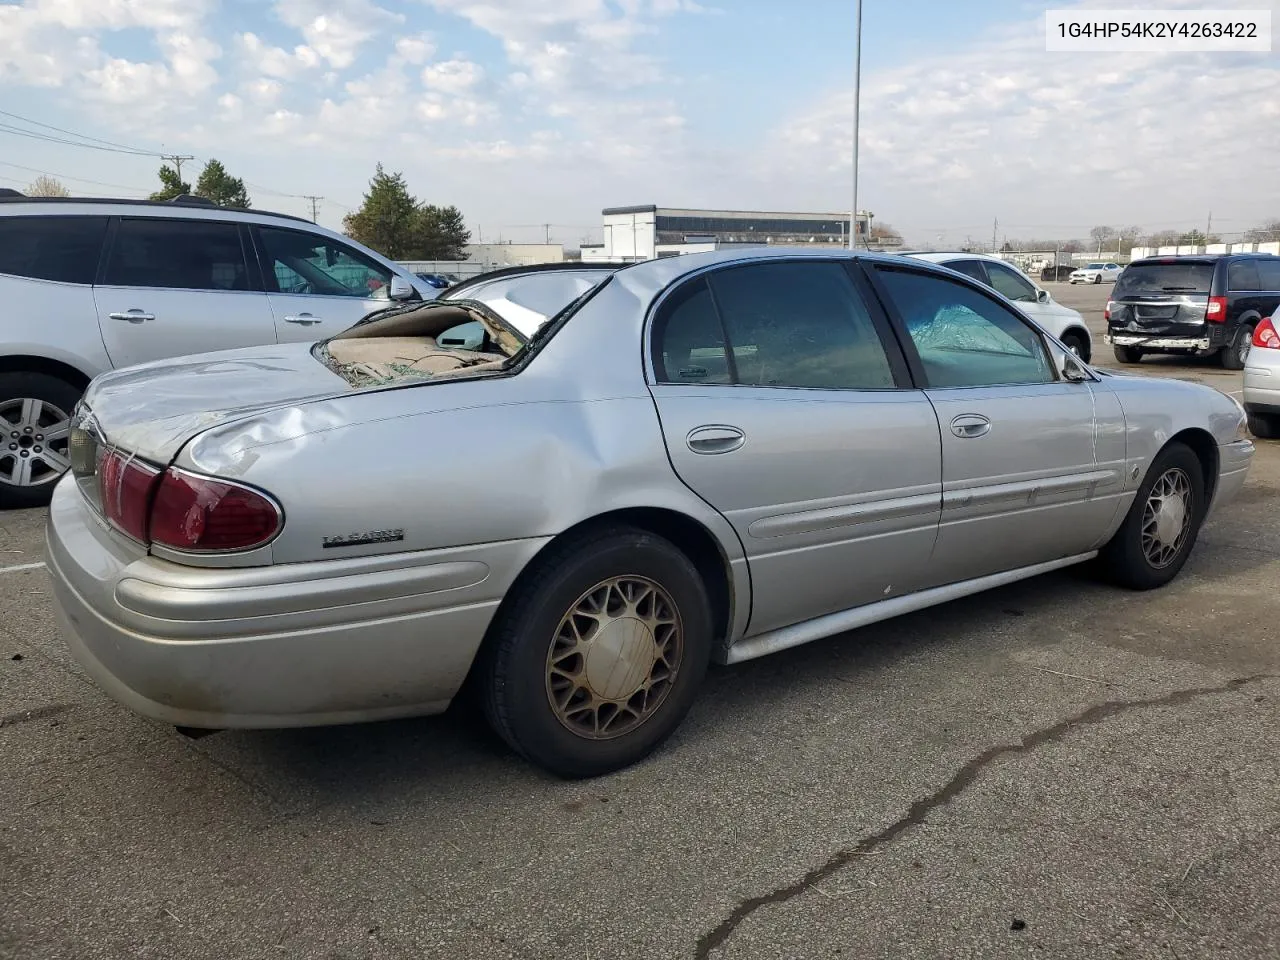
[0,194,434,508]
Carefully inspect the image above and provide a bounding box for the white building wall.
[602,210,657,260]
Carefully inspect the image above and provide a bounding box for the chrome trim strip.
[747,490,941,539]
[725,551,1097,664]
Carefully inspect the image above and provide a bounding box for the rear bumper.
[1243,362,1280,411]
[1105,333,1215,352]
[45,477,548,729]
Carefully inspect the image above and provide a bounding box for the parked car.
[1069,262,1122,284]
[0,194,435,508]
[1105,254,1280,369]
[904,251,1094,360]
[1040,264,1076,282]
[1243,315,1280,438]
[45,249,1253,778]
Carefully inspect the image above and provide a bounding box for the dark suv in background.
[1105,253,1280,369]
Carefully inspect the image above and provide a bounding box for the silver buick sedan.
[46,249,1254,778]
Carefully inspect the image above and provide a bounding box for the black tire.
[1096,442,1205,590]
[481,525,712,778]
[1093,274,1102,284]
[1248,412,1280,440]
[1219,324,1253,371]
[1060,331,1090,363]
[1113,345,1144,364]
[0,372,82,510]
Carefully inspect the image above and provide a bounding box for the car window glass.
[877,268,1055,388]
[258,227,392,300]
[652,278,732,384]
[0,216,109,284]
[1114,262,1213,297]
[943,259,987,283]
[707,261,896,389]
[984,261,1037,302]
[103,219,249,291]
[1255,259,1280,291]
[1228,260,1260,292]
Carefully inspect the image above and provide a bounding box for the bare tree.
[26,175,70,197]
[1244,219,1280,243]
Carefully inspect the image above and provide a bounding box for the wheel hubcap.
[546,575,683,740]
[1141,467,1192,568]
[0,398,71,488]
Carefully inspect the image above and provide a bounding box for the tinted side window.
[652,278,731,384]
[984,261,1037,303]
[0,216,108,284]
[877,268,1055,388]
[1228,260,1260,292]
[707,262,896,389]
[104,219,249,291]
[258,227,393,299]
[942,259,988,283]
[1256,259,1280,292]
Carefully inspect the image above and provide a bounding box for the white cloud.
[236,32,320,78]
[243,77,284,103]
[421,58,484,94]
[273,0,403,69]
[395,33,436,65]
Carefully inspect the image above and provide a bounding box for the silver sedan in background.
[46,249,1253,778]
[1244,315,1280,438]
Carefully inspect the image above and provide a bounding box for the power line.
[0,109,163,155]
[302,195,323,222]
[0,160,149,194]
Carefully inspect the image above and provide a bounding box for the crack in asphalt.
[693,674,1276,960]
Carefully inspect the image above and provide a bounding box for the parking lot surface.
[2,281,1277,960]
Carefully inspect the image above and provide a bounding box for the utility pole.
[544,223,551,244]
[1206,210,1212,240]
[303,195,323,223]
[162,154,195,184]
[992,217,998,254]
[850,0,863,251]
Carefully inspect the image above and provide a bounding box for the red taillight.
[97,448,161,542]
[1254,317,1280,349]
[149,468,282,553]
[1104,300,1113,321]
[1206,296,1228,322]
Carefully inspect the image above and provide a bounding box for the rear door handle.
[107,309,154,323]
[687,424,745,455]
[950,414,991,439]
[284,313,323,325]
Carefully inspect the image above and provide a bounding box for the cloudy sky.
[1,0,1277,247]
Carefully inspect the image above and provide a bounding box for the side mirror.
[1037,288,1051,304]
[1060,352,1091,382]
[388,275,416,301]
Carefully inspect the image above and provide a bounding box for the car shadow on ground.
[200,540,1275,803]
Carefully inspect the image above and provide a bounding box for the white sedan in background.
[1070,262,1122,284]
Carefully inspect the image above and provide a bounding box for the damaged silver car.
[45,251,1253,778]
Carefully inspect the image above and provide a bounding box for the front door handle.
[284,313,323,325]
[107,309,155,323]
[950,414,991,439]
[687,424,745,455]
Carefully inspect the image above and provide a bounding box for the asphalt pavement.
[2,281,1277,959]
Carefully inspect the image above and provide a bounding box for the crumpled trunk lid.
[80,343,354,465]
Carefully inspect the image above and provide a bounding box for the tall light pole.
[849,0,863,251]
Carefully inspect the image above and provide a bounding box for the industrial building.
[582,205,875,262]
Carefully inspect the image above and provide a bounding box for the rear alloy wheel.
[1113,345,1144,364]
[1097,442,1204,590]
[1219,324,1252,371]
[0,373,80,509]
[481,526,712,778]
[1248,412,1280,440]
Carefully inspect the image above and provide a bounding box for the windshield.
[1086,263,1104,269]
[1114,262,1214,298]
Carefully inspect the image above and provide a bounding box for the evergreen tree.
[195,159,251,208]
[149,164,191,201]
